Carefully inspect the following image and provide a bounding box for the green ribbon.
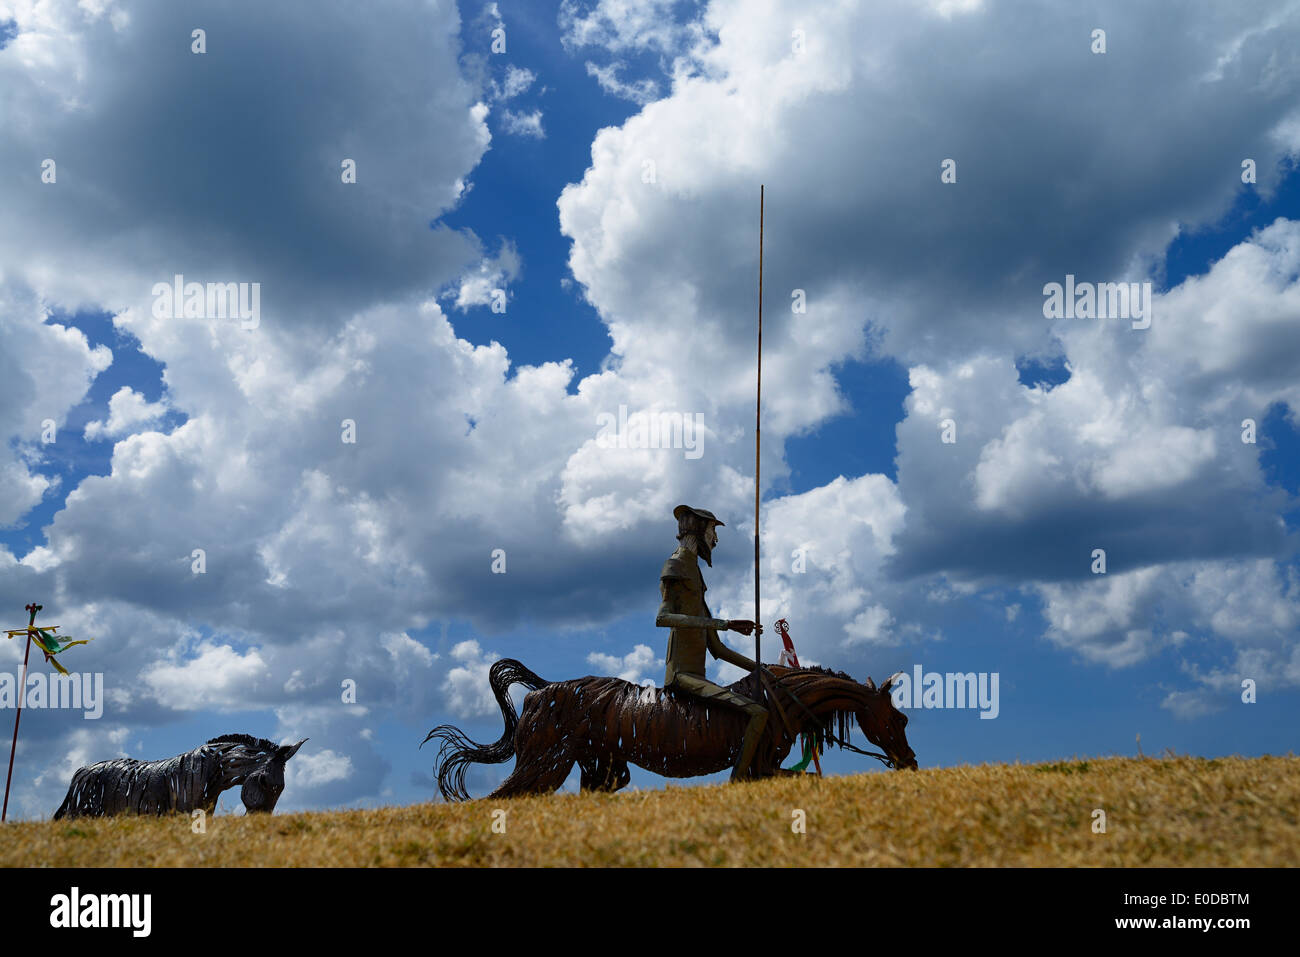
[786,734,815,773]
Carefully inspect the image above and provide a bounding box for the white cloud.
[84,386,168,440]
[141,642,270,710]
[380,631,436,670]
[501,107,545,138]
[288,748,353,789]
[1161,689,1224,720]
[554,0,1300,693]
[702,473,912,674]
[1039,558,1300,678]
[447,240,521,310]
[588,643,660,684]
[0,286,111,524]
[494,64,536,101]
[585,61,660,104]
[559,0,702,56]
[0,0,490,322]
[441,640,501,718]
[844,604,896,646]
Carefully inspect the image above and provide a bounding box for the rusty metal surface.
[424,658,916,801]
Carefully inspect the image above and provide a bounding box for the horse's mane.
[726,664,870,751]
[769,663,858,682]
[206,733,279,752]
[728,663,861,696]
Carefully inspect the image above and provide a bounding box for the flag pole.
[2,604,37,822]
[754,185,764,675]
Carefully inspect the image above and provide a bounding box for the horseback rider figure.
[656,505,768,781]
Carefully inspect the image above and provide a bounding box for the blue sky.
[1,0,1298,816]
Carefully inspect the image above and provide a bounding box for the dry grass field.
[2,754,1297,867]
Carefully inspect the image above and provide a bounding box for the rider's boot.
[730,709,768,782]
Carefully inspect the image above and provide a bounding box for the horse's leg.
[487,708,576,799]
[578,755,631,793]
[489,743,574,798]
[608,758,631,792]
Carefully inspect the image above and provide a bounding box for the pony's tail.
[52,769,86,820]
[52,793,72,820]
[421,658,549,802]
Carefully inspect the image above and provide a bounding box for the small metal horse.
[53,734,306,819]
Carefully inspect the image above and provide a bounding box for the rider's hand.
[727,620,762,636]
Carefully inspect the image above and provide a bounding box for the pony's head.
[208,735,307,813]
[857,673,917,770]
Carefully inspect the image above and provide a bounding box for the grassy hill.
[3,755,1297,867]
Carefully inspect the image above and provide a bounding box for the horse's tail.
[52,767,90,820]
[421,658,550,802]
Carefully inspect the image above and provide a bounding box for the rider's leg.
[731,702,768,782]
[670,673,769,781]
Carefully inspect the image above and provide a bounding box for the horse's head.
[857,673,917,771]
[765,665,917,771]
[220,738,306,811]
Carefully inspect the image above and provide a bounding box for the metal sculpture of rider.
[656,505,767,781]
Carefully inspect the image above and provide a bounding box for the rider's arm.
[655,602,729,631]
[655,580,729,631]
[707,628,758,672]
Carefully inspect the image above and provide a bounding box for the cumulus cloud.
[441,640,502,719]
[84,386,168,440]
[0,0,490,324]
[288,747,353,789]
[891,220,1300,588]
[446,240,521,310]
[554,0,1300,695]
[588,643,660,684]
[141,642,271,710]
[0,285,111,525]
[1040,559,1300,678]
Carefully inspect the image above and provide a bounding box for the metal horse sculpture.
[424,659,916,801]
[53,734,307,819]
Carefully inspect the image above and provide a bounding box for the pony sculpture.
[423,658,916,801]
[53,734,307,819]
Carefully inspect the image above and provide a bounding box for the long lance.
[2,604,37,822]
[754,184,764,682]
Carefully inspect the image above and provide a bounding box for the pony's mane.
[206,733,279,752]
